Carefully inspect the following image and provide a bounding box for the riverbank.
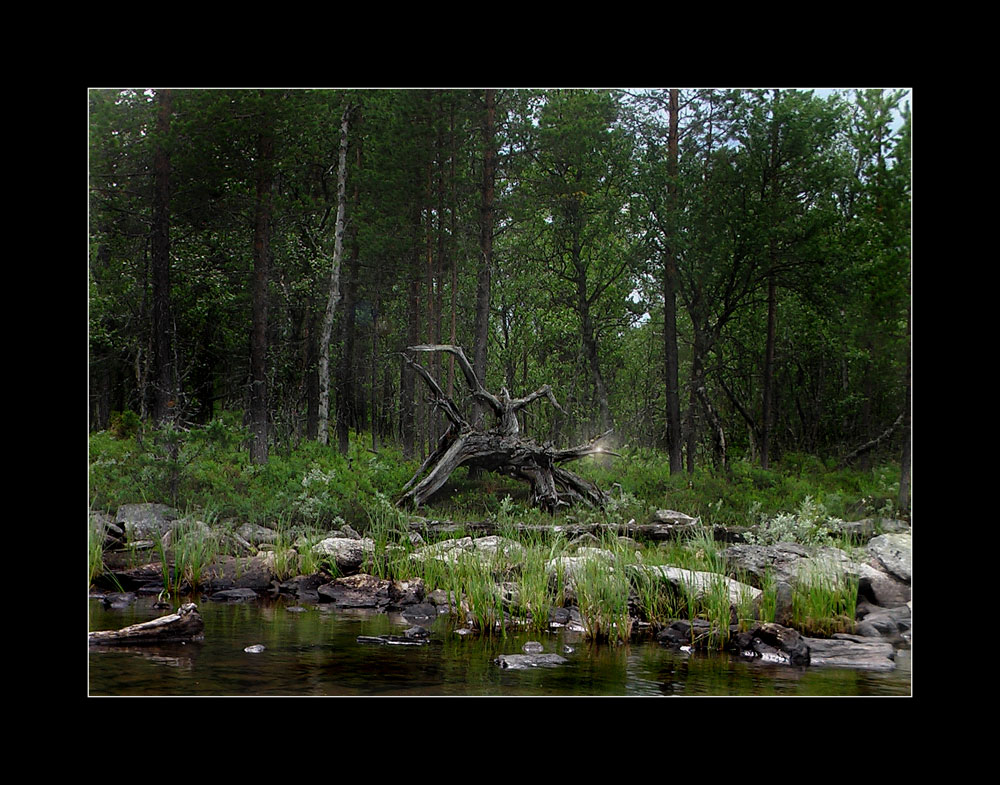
[90,500,911,672]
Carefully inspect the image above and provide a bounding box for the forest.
[88,87,912,520]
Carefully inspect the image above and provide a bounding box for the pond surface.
[88,597,911,697]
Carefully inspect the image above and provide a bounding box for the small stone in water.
[244,644,266,653]
[562,645,574,654]
[522,641,544,654]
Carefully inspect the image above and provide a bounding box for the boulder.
[390,578,426,608]
[656,618,719,648]
[236,522,278,545]
[867,532,911,583]
[801,634,897,671]
[722,542,812,585]
[318,574,392,608]
[114,503,180,542]
[734,622,810,666]
[209,587,259,602]
[630,564,762,606]
[203,555,275,592]
[312,537,374,575]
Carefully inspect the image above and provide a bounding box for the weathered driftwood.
[89,602,204,646]
[399,345,615,512]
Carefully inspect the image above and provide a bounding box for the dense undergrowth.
[89,414,902,645]
[89,413,904,531]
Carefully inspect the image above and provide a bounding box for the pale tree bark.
[317,104,353,446]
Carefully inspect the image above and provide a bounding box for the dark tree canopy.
[89,87,911,510]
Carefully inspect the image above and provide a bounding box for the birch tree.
[317,103,353,446]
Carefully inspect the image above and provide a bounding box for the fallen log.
[89,602,204,646]
[398,345,616,512]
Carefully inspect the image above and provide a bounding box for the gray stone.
[735,622,811,666]
[209,587,259,602]
[114,503,180,542]
[867,532,911,582]
[317,574,392,608]
[237,522,278,545]
[802,634,897,671]
[495,653,569,669]
[312,537,374,574]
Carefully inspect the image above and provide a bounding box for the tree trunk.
[472,88,496,429]
[663,88,684,475]
[249,112,274,465]
[317,104,352,446]
[898,300,911,516]
[760,270,777,469]
[151,88,176,427]
[337,140,363,455]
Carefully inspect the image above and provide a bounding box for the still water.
[88,597,911,697]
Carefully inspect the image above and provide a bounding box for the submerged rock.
[209,587,259,602]
[495,653,569,669]
[357,634,430,646]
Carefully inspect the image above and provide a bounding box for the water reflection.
[89,597,910,697]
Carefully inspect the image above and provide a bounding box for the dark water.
[88,597,911,697]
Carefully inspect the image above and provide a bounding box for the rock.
[656,618,717,648]
[734,622,811,666]
[208,587,259,602]
[802,634,897,671]
[867,532,911,582]
[630,564,762,606]
[101,592,137,609]
[812,546,910,607]
[318,574,392,608]
[774,581,794,626]
[237,523,278,545]
[244,644,266,653]
[495,653,568,669]
[390,578,426,608]
[92,511,125,547]
[357,634,429,646]
[401,603,437,620]
[522,641,544,654]
[114,503,180,542]
[278,573,327,600]
[855,603,911,644]
[203,555,276,592]
[312,537,375,575]
[828,517,909,543]
[411,536,474,564]
[722,542,811,585]
[338,524,363,540]
[649,509,699,526]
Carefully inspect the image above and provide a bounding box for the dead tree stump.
[398,345,615,512]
